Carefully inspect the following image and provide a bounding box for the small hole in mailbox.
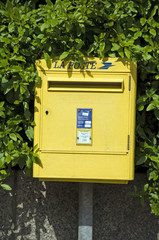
[45,111,49,115]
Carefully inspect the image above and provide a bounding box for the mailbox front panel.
[41,74,129,153]
[34,58,137,183]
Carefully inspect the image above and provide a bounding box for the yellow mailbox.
[33,58,137,184]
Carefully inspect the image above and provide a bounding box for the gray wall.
[0,171,159,240]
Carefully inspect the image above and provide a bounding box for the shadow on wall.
[0,170,78,240]
[93,175,159,240]
[0,171,159,240]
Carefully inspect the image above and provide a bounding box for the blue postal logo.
[53,61,114,70]
[98,62,114,69]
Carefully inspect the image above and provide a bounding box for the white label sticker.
[82,112,89,116]
[85,121,91,124]
[85,124,91,128]
[78,131,90,144]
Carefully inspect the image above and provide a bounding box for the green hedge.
[0,0,159,215]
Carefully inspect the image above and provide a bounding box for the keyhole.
[45,110,49,115]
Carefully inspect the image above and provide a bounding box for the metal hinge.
[127,135,130,150]
[129,75,131,91]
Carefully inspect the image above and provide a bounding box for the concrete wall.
[0,171,159,240]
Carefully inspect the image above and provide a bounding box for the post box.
[33,58,137,184]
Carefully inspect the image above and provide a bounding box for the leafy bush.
[0,0,158,214]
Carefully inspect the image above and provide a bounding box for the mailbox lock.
[45,110,49,115]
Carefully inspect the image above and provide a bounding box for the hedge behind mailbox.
[33,58,137,184]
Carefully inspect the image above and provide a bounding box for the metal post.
[78,183,93,240]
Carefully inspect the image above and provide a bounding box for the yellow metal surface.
[39,178,128,184]
[33,58,137,183]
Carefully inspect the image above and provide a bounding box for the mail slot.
[48,80,123,92]
[33,58,137,184]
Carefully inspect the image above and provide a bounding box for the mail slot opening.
[48,80,123,92]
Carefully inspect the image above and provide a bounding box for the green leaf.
[111,43,120,51]
[3,136,8,146]
[8,140,14,151]
[142,52,151,61]
[136,126,147,139]
[26,156,32,169]
[134,31,142,39]
[136,156,146,165]
[10,65,22,72]
[11,55,26,63]
[1,77,8,84]
[8,22,15,33]
[18,158,25,170]
[23,102,31,119]
[9,133,17,141]
[16,133,23,141]
[20,85,27,95]
[140,18,147,26]
[1,184,12,191]
[23,101,29,109]
[6,155,11,164]
[0,25,6,32]
[0,59,8,67]
[0,110,5,118]
[99,42,105,54]
[118,48,124,58]
[32,155,42,166]
[144,184,148,192]
[150,5,158,18]
[150,193,159,200]
[0,157,5,168]
[40,22,50,31]
[0,37,11,44]
[60,51,70,60]
[150,156,158,163]
[109,53,116,58]
[37,34,44,39]
[0,170,7,175]
[124,47,130,58]
[44,52,51,69]
[75,38,84,50]
[25,126,34,141]
[154,109,159,120]
[45,0,54,6]
[150,29,156,36]
[138,105,144,111]
[51,18,58,27]
[146,103,155,111]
